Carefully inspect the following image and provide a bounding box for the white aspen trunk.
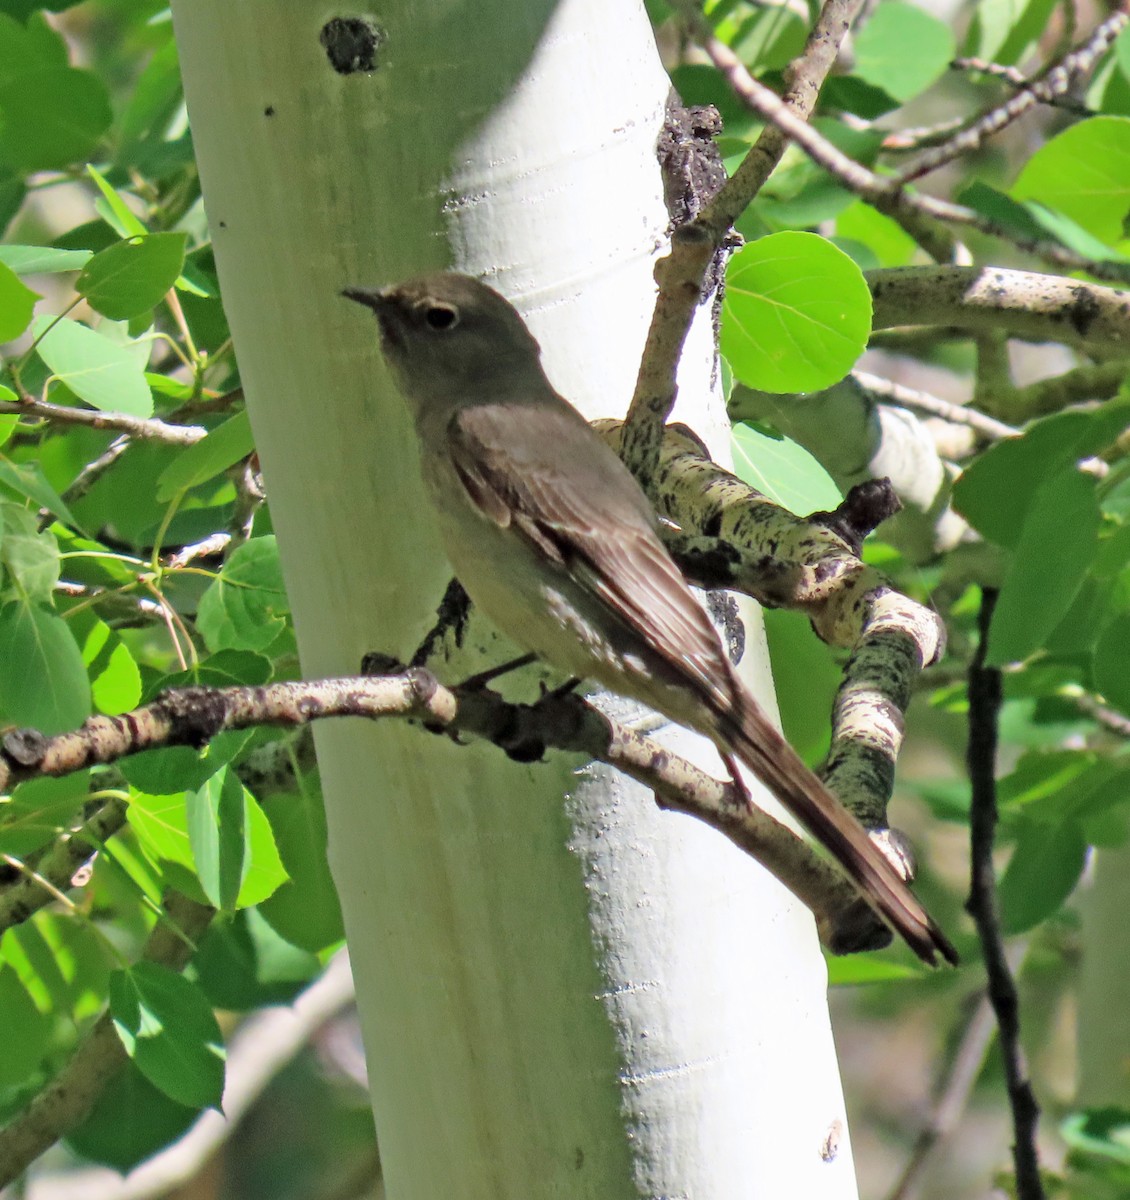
[1077,846,1130,1106]
[171,2,861,1196]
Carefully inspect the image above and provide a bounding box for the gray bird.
[343,272,956,966]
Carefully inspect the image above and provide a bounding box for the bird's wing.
[449,405,959,966]
[447,403,734,709]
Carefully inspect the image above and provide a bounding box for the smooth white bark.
[172,2,859,1195]
[1078,846,1130,1106]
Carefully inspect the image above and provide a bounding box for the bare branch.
[853,370,1019,442]
[893,12,1128,184]
[0,670,890,955]
[597,420,945,828]
[886,993,999,1200]
[965,589,1045,1200]
[2,395,206,446]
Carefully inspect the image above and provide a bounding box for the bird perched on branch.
[343,272,956,967]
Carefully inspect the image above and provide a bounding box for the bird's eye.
[423,303,459,330]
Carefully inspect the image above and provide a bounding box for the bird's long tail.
[717,700,958,967]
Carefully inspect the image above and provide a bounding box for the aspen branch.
[869,266,1130,352]
[622,0,866,485]
[597,420,945,828]
[0,671,894,957]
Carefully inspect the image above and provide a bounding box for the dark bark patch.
[320,17,386,75]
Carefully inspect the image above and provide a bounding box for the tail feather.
[718,700,958,967]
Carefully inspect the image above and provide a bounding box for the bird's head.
[342,273,544,405]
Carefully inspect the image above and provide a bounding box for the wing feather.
[447,404,734,708]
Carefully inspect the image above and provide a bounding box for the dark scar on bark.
[320,17,386,75]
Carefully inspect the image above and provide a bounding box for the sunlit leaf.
[722,233,871,393]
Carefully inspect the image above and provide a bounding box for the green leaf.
[33,315,153,417]
[966,0,1059,65]
[721,233,872,394]
[0,259,36,340]
[959,180,1048,242]
[953,398,1130,546]
[0,457,80,529]
[987,470,1099,666]
[1024,201,1130,262]
[852,2,955,103]
[187,769,245,913]
[997,817,1088,933]
[110,960,225,1110]
[762,607,841,764]
[86,164,148,238]
[0,502,59,599]
[237,789,289,908]
[731,421,842,514]
[0,12,65,85]
[147,372,196,401]
[127,789,195,874]
[826,956,922,985]
[716,3,806,72]
[0,244,92,275]
[1095,612,1130,716]
[67,1062,198,1174]
[0,966,51,1088]
[156,411,253,501]
[835,201,918,268]
[77,233,188,321]
[0,0,85,21]
[821,75,901,120]
[196,536,289,652]
[193,909,322,1011]
[0,67,111,171]
[187,769,288,912]
[73,609,142,715]
[120,730,253,795]
[0,598,90,733]
[1061,1107,1130,1166]
[0,770,89,857]
[1012,117,1130,245]
[259,785,345,953]
[2,910,113,1022]
[118,35,183,167]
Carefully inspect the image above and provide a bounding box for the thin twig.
[965,589,1045,1200]
[893,12,1128,184]
[61,435,132,504]
[1073,691,1130,738]
[887,993,998,1200]
[853,370,1019,441]
[2,395,206,445]
[0,798,129,938]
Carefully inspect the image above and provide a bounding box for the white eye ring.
[422,302,459,330]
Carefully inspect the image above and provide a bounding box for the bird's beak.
[341,285,404,350]
[341,285,391,313]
